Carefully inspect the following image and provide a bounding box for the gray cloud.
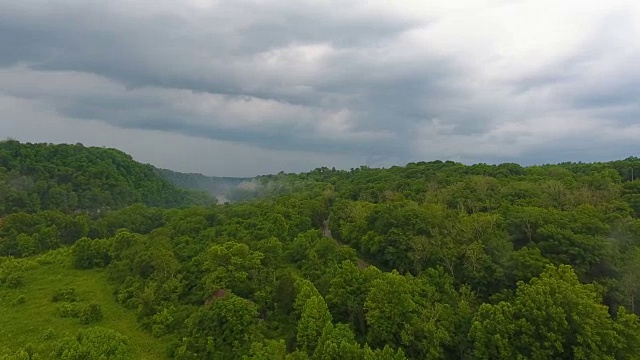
[1,0,639,175]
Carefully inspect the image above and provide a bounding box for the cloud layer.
[1,0,639,176]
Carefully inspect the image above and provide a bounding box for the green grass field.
[0,253,168,359]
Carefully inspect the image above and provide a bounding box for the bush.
[0,258,25,289]
[79,303,103,325]
[43,328,56,341]
[1,272,24,289]
[51,287,77,303]
[11,294,26,306]
[35,247,72,266]
[53,327,130,360]
[0,344,41,360]
[150,307,175,337]
[55,303,79,318]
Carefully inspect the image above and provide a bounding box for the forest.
[2,140,640,359]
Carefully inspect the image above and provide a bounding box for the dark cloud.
[1,0,639,175]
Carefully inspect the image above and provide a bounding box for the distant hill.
[0,140,214,215]
[154,168,249,203]
[155,168,329,203]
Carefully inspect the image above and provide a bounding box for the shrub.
[35,247,71,266]
[1,272,24,289]
[79,303,103,325]
[53,327,130,360]
[0,344,41,360]
[150,307,175,337]
[51,287,77,303]
[55,303,79,318]
[43,328,56,341]
[0,257,25,289]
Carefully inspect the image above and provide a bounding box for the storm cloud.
[1,0,639,176]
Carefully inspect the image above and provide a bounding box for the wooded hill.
[154,168,248,203]
[0,140,215,215]
[2,140,640,359]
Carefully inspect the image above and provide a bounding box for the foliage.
[79,303,103,324]
[469,265,634,359]
[172,293,262,359]
[0,260,169,359]
[54,303,80,319]
[0,257,26,288]
[51,287,78,303]
[0,140,214,217]
[0,345,41,360]
[53,327,130,360]
[3,144,640,359]
[296,296,332,354]
[71,237,111,269]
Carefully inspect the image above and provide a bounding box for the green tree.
[297,296,332,354]
[16,234,37,257]
[200,242,265,298]
[365,270,416,348]
[243,340,288,360]
[470,265,632,359]
[174,292,262,359]
[312,323,362,360]
[294,278,322,315]
[71,237,111,269]
[326,261,370,335]
[619,247,640,313]
[614,307,640,360]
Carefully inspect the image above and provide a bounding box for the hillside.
[2,144,640,359]
[0,140,215,215]
[155,167,332,203]
[0,249,168,359]
[154,168,248,203]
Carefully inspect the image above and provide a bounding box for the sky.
[1,0,639,177]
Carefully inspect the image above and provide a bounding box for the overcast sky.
[1,0,639,176]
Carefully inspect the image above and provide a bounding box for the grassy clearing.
[0,253,168,359]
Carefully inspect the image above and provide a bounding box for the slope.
[154,167,248,203]
[0,249,169,359]
[0,140,214,215]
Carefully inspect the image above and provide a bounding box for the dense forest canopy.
[0,140,215,215]
[2,140,640,359]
